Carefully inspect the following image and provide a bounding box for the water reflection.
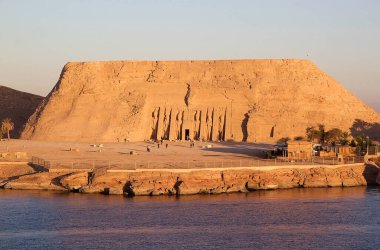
[0,186,377,201]
[0,187,379,249]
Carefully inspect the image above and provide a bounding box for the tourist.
[166,143,168,149]
[147,146,150,152]
[157,143,160,149]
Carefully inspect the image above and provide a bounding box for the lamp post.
[366,136,369,155]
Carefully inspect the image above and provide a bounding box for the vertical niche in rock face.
[164,108,172,140]
[270,126,275,138]
[222,108,228,141]
[150,107,172,140]
[241,113,249,142]
[150,108,160,140]
[184,83,191,107]
[205,108,214,141]
[215,108,228,141]
[218,115,223,141]
[193,110,198,140]
[179,111,184,140]
[175,111,181,140]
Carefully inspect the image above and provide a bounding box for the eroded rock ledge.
[1,163,379,196]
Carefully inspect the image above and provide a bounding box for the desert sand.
[0,139,273,167]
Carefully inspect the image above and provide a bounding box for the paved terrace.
[1,139,364,171]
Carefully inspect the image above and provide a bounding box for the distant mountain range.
[0,85,43,138]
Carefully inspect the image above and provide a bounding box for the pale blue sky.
[0,0,379,111]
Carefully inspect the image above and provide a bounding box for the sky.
[0,0,379,112]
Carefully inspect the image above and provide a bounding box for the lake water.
[0,187,379,249]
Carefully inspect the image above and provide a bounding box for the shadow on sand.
[201,142,274,158]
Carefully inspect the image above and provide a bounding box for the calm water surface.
[0,187,379,249]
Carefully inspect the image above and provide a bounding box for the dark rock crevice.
[184,83,191,107]
[173,177,183,196]
[146,61,161,83]
[241,113,249,142]
[123,181,135,197]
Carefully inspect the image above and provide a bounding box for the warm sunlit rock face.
[21,59,380,142]
[2,164,378,194]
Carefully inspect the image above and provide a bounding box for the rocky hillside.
[0,85,43,138]
[21,59,380,142]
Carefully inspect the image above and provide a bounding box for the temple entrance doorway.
[185,129,190,140]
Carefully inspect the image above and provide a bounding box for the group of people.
[147,139,169,152]
[116,138,128,143]
[146,138,197,152]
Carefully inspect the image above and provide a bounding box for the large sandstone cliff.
[21,60,380,142]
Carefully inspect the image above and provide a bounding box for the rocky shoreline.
[0,163,379,196]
